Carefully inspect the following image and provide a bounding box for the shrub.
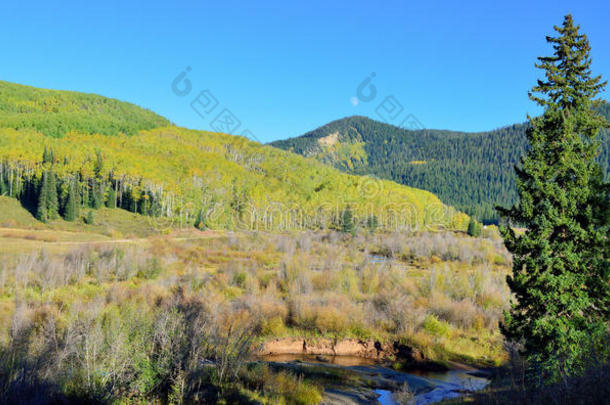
[137,257,163,280]
[232,271,248,288]
[314,306,348,335]
[240,365,323,405]
[84,210,95,225]
[261,316,287,336]
[267,371,323,405]
[467,218,482,237]
[422,314,450,337]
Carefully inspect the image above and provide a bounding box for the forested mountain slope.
[271,105,610,222]
[0,81,468,232]
[0,80,170,137]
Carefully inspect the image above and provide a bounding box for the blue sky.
[1,0,609,142]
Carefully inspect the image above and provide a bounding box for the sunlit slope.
[271,106,610,223]
[0,80,170,137]
[0,81,468,231]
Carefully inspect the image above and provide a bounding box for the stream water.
[259,254,490,404]
[261,354,490,405]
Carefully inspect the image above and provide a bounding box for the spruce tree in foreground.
[499,15,609,381]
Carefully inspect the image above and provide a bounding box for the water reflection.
[259,354,490,405]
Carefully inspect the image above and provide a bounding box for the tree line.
[1,148,165,224]
[271,103,610,224]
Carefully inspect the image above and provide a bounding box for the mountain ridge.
[271,105,610,222]
[0,80,468,232]
[0,80,170,137]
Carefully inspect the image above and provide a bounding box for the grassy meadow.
[0,201,511,403]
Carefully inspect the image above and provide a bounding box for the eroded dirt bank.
[259,338,426,364]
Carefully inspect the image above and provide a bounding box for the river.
[260,354,490,404]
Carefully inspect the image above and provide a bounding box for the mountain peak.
[271,103,610,223]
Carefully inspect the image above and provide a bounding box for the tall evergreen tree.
[42,147,56,165]
[194,209,206,230]
[340,205,355,235]
[36,171,49,222]
[499,15,610,380]
[89,180,103,209]
[63,178,79,221]
[94,150,104,178]
[36,169,60,222]
[47,168,59,220]
[42,146,50,164]
[365,214,379,233]
[106,186,117,208]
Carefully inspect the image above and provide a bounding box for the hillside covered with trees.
[271,106,610,223]
[0,81,469,233]
[0,80,170,137]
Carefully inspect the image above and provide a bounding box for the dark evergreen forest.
[272,103,610,223]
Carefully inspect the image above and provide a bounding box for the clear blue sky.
[1,0,609,142]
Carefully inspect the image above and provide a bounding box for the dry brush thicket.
[0,230,511,403]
